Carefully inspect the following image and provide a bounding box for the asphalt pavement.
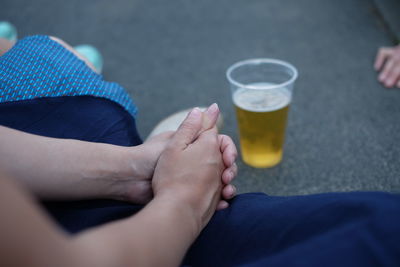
[2,0,399,195]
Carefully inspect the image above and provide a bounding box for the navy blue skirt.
[1,96,400,266]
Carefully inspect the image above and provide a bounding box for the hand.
[152,106,224,230]
[218,134,238,210]
[112,131,174,204]
[119,106,238,207]
[375,45,400,88]
[192,105,238,210]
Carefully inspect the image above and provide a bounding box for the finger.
[193,129,219,159]
[171,107,203,149]
[375,47,393,71]
[202,103,220,131]
[397,80,400,88]
[222,184,236,200]
[218,134,238,167]
[222,163,238,184]
[216,200,229,210]
[379,58,396,83]
[191,103,220,141]
[195,124,219,145]
[384,62,400,87]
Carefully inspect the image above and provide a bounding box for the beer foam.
[233,86,291,112]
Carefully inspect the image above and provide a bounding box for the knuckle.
[224,135,234,144]
[203,133,218,146]
[379,47,390,55]
[393,54,400,61]
[179,122,195,133]
[386,59,395,67]
[232,147,238,157]
[232,163,238,172]
[220,134,229,140]
[223,135,237,148]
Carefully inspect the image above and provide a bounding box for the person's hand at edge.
[375,44,400,88]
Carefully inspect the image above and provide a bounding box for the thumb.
[171,107,203,150]
[201,103,220,132]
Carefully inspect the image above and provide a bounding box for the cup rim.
[226,58,298,90]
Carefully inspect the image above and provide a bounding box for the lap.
[0,95,142,146]
[185,192,400,266]
[41,191,400,266]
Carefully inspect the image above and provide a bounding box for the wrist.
[80,143,138,200]
[153,192,202,237]
[94,144,155,203]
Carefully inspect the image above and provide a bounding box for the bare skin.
[0,38,13,56]
[0,106,234,267]
[0,105,237,206]
[375,44,400,88]
[152,109,224,224]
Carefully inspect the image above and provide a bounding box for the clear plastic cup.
[226,58,298,168]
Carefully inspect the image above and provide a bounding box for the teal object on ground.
[74,44,103,73]
[0,21,17,42]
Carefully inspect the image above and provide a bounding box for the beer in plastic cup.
[226,58,298,168]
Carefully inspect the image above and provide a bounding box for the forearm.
[0,126,137,200]
[0,174,200,267]
[74,195,200,267]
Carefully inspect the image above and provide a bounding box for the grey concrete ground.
[2,0,400,196]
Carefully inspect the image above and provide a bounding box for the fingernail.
[202,103,219,130]
[229,171,235,182]
[206,103,219,115]
[230,161,237,173]
[189,107,201,118]
[230,185,236,197]
[219,201,229,210]
[379,74,385,81]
